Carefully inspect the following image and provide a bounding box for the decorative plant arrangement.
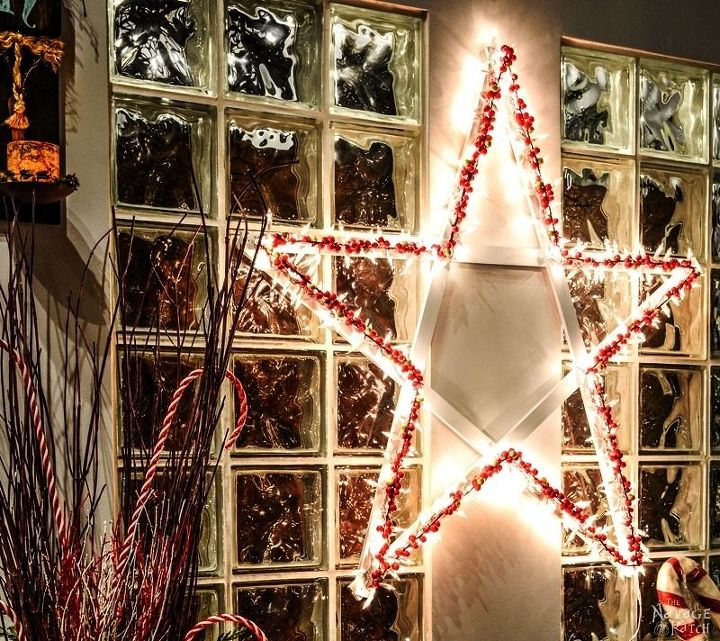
[0,172,272,641]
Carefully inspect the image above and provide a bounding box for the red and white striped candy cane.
[0,339,66,548]
[0,601,25,641]
[657,556,720,641]
[184,613,267,641]
[114,367,248,588]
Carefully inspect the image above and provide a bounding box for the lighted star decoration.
[251,44,701,602]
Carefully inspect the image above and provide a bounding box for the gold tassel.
[5,108,29,134]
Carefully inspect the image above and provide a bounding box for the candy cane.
[657,556,720,641]
[0,601,25,641]
[184,614,267,641]
[0,338,66,547]
[113,368,247,594]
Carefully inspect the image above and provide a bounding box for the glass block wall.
[561,43,720,640]
[108,2,427,640]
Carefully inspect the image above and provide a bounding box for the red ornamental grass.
[0,171,273,641]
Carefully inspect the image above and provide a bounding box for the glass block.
[639,365,703,453]
[713,270,720,357]
[231,351,322,453]
[113,98,214,214]
[336,354,399,452]
[333,126,418,232]
[334,256,418,343]
[713,178,720,262]
[111,0,211,91]
[188,587,221,641]
[227,113,319,224]
[562,564,633,641]
[562,156,635,250]
[711,462,720,546]
[640,59,708,163]
[562,362,631,453]
[714,76,720,163]
[562,465,609,554]
[712,368,720,453]
[225,0,321,107]
[330,4,422,123]
[710,555,720,589]
[123,473,219,573]
[639,274,705,358]
[234,580,326,641]
[567,270,631,349]
[234,469,322,568]
[336,467,419,566]
[561,47,634,153]
[640,167,707,260]
[233,254,320,339]
[117,225,208,331]
[338,576,422,641]
[639,464,702,549]
[119,350,203,452]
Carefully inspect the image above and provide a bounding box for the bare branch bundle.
[0,164,274,641]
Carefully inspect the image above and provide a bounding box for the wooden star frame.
[250,45,701,601]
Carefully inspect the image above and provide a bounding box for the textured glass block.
[639,365,703,453]
[639,464,702,549]
[562,466,609,554]
[640,274,705,358]
[562,157,635,250]
[333,126,418,232]
[113,99,213,214]
[561,48,634,153]
[112,0,210,90]
[568,270,631,349]
[117,225,208,331]
[640,59,708,163]
[713,270,720,357]
[227,113,319,224]
[334,256,417,343]
[330,5,422,122]
[640,167,707,260]
[231,352,321,453]
[234,580,326,641]
[336,355,399,452]
[710,555,720,590]
[711,462,720,546]
[119,350,203,452]
[233,254,319,339]
[338,576,422,641]
[188,588,221,641]
[562,362,631,453]
[562,565,633,641]
[123,473,219,573]
[336,467,419,566]
[714,76,720,163]
[234,469,322,568]
[225,1,321,107]
[713,178,720,262]
[712,368,720,453]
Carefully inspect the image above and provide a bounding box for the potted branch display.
[0,180,271,641]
